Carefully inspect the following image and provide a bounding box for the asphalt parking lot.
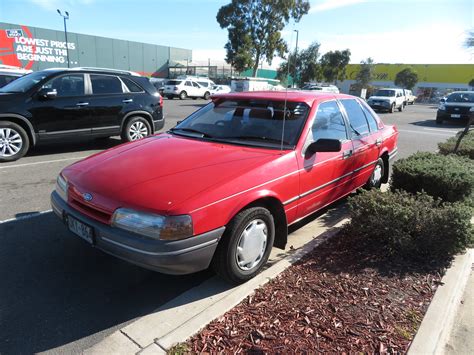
[0,100,462,354]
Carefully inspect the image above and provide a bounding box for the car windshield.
[0,71,49,93]
[446,93,474,103]
[167,80,182,86]
[170,99,310,149]
[374,90,396,97]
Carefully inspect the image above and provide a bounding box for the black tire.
[179,91,187,100]
[0,121,29,162]
[203,91,210,100]
[212,207,275,284]
[389,103,395,113]
[364,157,385,189]
[166,95,174,100]
[436,116,443,125]
[121,116,152,142]
[398,104,403,112]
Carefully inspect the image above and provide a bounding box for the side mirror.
[306,138,342,156]
[37,88,57,100]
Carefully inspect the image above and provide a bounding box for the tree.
[320,49,351,84]
[465,31,474,48]
[469,78,474,88]
[277,41,322,87]
[354,57,375,89]
[394,67,419,90]
[216,0,310,76]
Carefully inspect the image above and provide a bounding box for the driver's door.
[29,74,92,137]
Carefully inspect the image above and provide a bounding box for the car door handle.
[122,99,133,103]
[375,138,383,146]
[76,102,89,107]
[342,150,353,159]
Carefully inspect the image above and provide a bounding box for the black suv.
[0,68,164,162]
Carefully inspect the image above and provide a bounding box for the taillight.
[159,94,163,107]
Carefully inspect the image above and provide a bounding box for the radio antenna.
[280,27,295,151]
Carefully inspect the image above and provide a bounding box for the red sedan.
[51,91,398,283]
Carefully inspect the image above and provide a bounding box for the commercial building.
[0,22,192,77]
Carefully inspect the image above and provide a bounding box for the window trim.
[39,73,86,98]
[338,98,372,138]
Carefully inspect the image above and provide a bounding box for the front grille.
[445,106,471,114]
[69,192,112,224]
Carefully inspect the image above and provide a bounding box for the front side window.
[197,81,208,87]
[42,74,85,97]
[340,99,370,137]
[171,99,310,148]
[311,101,347,142]
[192,82,200,88]
[0,75,20,88]
[90,75,123,94]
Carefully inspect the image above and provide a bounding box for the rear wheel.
[364,158,385,189]
[212,207,275,284]
[203,91,210,100]
[121,116,152,142]
[179,91,187,100]
[0,121,29,162]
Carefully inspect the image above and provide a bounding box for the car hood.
[445,102,474,107]
[63,134,282,214]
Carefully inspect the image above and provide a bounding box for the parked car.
[436,91,474,124]
[302,83,339,93]
[403,89,416,105]
[51,91,398,283]
[209,84,231,95]
[0,65,32,88]
[0,67,163,162]
[163,79,211,100]
[367,88,405,113]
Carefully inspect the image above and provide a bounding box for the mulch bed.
[186,227,449,353]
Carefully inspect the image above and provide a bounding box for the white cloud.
[310,0,368,13]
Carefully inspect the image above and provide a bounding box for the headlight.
[111,208,193,241]
[438,103,446,111]
[55,174,68,201]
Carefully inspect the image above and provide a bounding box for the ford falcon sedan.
[51,91,398,284]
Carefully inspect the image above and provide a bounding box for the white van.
[367,88,405,113]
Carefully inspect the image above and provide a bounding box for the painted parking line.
[0,210,52,225]
[398,129,456,136]
[422,128,460,134]
[0,156,87,170]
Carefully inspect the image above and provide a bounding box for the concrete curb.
[85,216,349,354]
[408,248,474,355]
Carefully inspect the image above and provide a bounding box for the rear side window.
[192,82,200,88]
[91,75,123,94]
[167,80,182,86]
[311,101,347,141]
[185,81,192,87]
[121,77,143,93]
[360,102,379,132]
[340,99,370,136]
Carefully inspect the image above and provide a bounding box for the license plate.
[66,215,94,244]
[451,114,461,118]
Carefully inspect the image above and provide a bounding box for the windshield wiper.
[170,127,214,138]
[222,135,291,145]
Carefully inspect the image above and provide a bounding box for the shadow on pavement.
[0,212,211,354]
[411,120,463,129]
[26,137,124,158]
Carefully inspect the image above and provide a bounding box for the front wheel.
[0,121,30,162]
[121,117,152,142]
[212,207,275,284]
[203,91,210,100]
[364,158,385,189]
[436,116,443,125]
[389,103,395,113]
[398,104,403,112]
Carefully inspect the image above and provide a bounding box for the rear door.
[339,98,381,190]
[296,100,354,219]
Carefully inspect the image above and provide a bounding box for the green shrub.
[347,189,473,259]
[391,152,474,204]
[438,130,474,160]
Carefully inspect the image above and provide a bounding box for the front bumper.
[368,101,391,111]
[51,191,225,275]
[436,110,471,122]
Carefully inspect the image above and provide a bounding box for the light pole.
[294,29,299,87]
[57,9,70,68]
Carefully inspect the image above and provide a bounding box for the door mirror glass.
[306,138,341,156]
[37,88,57,100]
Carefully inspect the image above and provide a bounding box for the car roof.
[212,90,355,106]
[41,67,141,76]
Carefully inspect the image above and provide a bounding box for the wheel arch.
[120,111,155,134]
[380,150,390,183]
[0,113,36,146]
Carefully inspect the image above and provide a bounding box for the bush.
[438,130,474,159]
[347,190,473,259]
[391,152,474,204]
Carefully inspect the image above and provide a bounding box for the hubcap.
[0,128,23,157]
[371,164,383,185]
[129,121,148,141]
[235,218,268,271]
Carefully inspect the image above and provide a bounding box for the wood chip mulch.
[186,228,449,354]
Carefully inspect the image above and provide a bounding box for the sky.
[0,0,472,68]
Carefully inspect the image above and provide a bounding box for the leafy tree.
[394,67,419,90]
[216,0,310,76]
[354,57,375,89]
[469,78,474,87]
[320,49,351,84]
[277,41,322,87]
[465,31,474,48]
